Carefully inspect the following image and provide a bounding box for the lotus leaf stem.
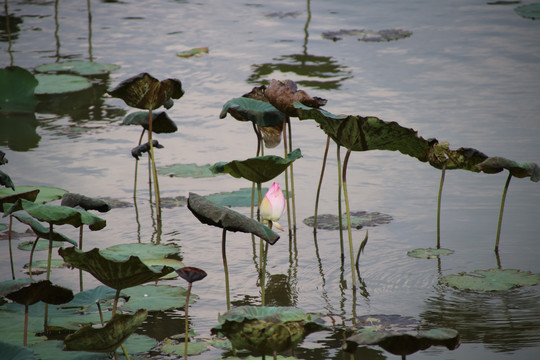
[147,109,162,222]
[437,164,446,249]
[287,117,297,233]
[28,236,39,279]
[184,282,193,360]
[495,172,512,253]
[222,228,231,310]
[79,226,84,291]
[342,150,357,290]
[282,117,292,236]
[44,223,53,333]
[133,129,145,199]
[314,135,331,233]
[8,215,14,279]
[337,145,344,261]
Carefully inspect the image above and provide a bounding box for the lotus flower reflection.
[260,182,286,231]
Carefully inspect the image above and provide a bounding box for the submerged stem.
[495,172,512,253]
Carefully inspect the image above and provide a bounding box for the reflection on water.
[0,113,40,151]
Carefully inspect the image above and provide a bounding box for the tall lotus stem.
[287,117,297,233]
[337,145,344,261]
[147,109,162,221]
[133,129,145,199]
[257,182,265,305]
[8,216,14,279]
[495,172,512,253]
[44,223,53,333]
[222,229,231,310]
[184,282,192,360]
[437,164,446,249]
[314,135,331,232]
[282,117,292,235]
[79,226,84,291]
[342,150,356,289]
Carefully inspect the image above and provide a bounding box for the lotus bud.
[260,182,286,231]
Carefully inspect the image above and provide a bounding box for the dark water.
[1,0,540,359]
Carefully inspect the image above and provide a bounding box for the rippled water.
[1,0,540,359]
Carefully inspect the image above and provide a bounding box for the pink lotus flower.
[260,182,286,231]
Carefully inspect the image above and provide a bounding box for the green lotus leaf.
[0,279,73,306]
[141,258,184,279]
[108,73,184,110]
[295,103,432,161]
[61,193,111,213]
[344,314,459,356]
[176,46,209,58]
[476,157,540,182]
[59,247,176,290]
[303,211,393,230]
[442,268,540,291]
[58,286,126,313]
[322,28,412,42]
[24,259,70,274]
[34,74,92,95]
[210,148,302,183]
[0,66,38,113]
[158,163,219,178]
[0,340,38,360]
[0,189,39,211]
[0,224,6,232]
[427,142,488,171]
[515,3,540,19]
[12,213,77,246]
[220,97,285,127]
[0,170,14,190]
[35,61,120,76]
[407,248,455,259]
[3,199,106,230]
[18,239,68,251]
[218,356,299,360]
[63,309,147,353]
[160,338,208,356]
[100,242,181,260]
[203,187,275,207]
[211,306,327,355]
[0,186,66,204]
[187,192,280,245]
[122,111,178,133]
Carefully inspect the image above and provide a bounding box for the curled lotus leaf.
[265,79,327,117]
[61,193,111,213]
[295,103,431,161]
[515,4,540,19]
[132,140,164,160]
[176,266,207,283]
[0,170,14,191]
[0,185,66,204]
[211,306,328,355]
[122,111,178,133]
[63,309,147,353]
[0,189,39,211]
[108,73,184,110]
[476,157,540,181]
[0,341,37,360]
[442,268,540,291]
[12,212,77,246]
[210,148,302,183]
[0,279,73,306]
[58,247,175,290]
[187,192,279,245]
[220,97,285,127]
[427,142,488,171]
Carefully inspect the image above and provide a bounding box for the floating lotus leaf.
[344,314,459,356]
[158,163,219,178]
[35,61,120,76]
[220,97,285,127]
[160,338,209,356]
[322,28,412,42]
[58,247,175,290]
[0,279,73,306]
[442,268,540,291]
[18,239,68,251]
[176,47,209,58]
[187,192,280,245]
[303,211,393,230]
[0,66,38,113]
[211,306,327,355]
[476,157,540,181]
[24,259,70,274]
[141,258,184,279]
[58,285,125,313]
[115,284,192,312]
[210,148,302,183]
[264,79,327,117]
[407,248,454,259]
[427,142,488,171]
[63,309,147,353]
[61,193,111,213]
[203,187,276,207]
[131,140,164,160]
[295,103,432,162]
[108,72,184,110]
[0,340,38,360]
[122,111,178,133]
[217,357,299,360]
[34,74,92,95]
[0,186,66,204]
[515,3,540,19]
[159,195,188,209]
[3,199,106,230]
[100,242,181,260]
[0,170,14,190]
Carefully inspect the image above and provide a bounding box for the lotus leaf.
[322,28,412,42]
[3,199,106,231]
[442,268,540,291]
[210,148,302,183]
[0,279,73,306]
[59,286,124,313]
[203,187,274,207]
[220,97,285,127]
[0,170,14,190]
[141,258,184,279]
[122,111,178,133]
[159,195,188,208]
[176,266,207,283]
[303,211,393,230]
[131,140,164,160]
[158,162,219,178]
[187,192,280,245]
[58,247,175,290]
[100,242,181,260]
[515,3,540,19]
[108,72,184,110]
[117,284,193,312]
[63,309,147,353]
[264,79,327,117]
[0,189,39,209]
[211,306,327,355]
[61,193,111,213]
[24,259,69,274]
[0,186,66,204]
[427,142,488,171]
[176,47,209,58]
[0,66,38,113]
[407,248,454,259]
[34,74,92,95]
[12,213,77,246]
[159,338,208,356]
[0,340,38,360]
[35,61,120,76]
[18,239,68,251]
[476,157,540,181]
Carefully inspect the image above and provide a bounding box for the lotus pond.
[1,0,540,359]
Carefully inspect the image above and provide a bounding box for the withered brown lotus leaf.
[265,79,327,117]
